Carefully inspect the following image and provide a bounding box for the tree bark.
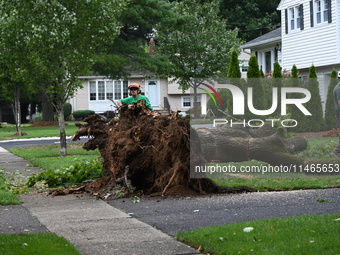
[57,107,67,156]
[196,125,306,166]
[12,86,21,136]
[41,91,54,121]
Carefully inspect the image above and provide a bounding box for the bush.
[27,158,104,188]
[72,110,95,120]
[64,103,72,120]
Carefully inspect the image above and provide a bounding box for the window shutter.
[285,9,288,34]
[300,4,304,30]
[310,1,314,27]
[328,0,332,23]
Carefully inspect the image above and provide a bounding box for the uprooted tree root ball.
[71,100,233,198]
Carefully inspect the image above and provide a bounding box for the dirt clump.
[71,100,226,198]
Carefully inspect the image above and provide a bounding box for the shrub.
[27,158,104,188]
[64,103,72,120]
[72,110,95,120]
[324,68,338,130]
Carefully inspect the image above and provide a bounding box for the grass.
[0,171,21,205]
[177,214,340,255]
[0,233,81,255]
[9,144,100,171]
[0,123,80,141]
[209,136,340,191]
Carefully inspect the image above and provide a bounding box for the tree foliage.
[92,0,177,79]
[227,49,241,79]
[157,0,241,88]
[219,0,281,41]
[301,65,325,131]
[246,55,265,118]
[324,68,338,130]
[156,0,240,117]
[286,65,306,132]
[0,0,127,155]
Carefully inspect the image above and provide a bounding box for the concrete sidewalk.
[0,146,200,255]
[21,194,200,255]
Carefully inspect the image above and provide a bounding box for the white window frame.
[288,6,301,31]
[314,0,329,24]
[181,96,201,108]
[89,80,128,101]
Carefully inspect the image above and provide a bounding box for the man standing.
[333,71,340,157]
[118,83,153,110]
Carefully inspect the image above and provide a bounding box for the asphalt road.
[109,188,340,236]
[0,137,88,149]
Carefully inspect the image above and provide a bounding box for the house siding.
[280,0,338,71]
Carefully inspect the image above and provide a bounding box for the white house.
[69,74,209,115]
[69,74,170,114]
[69,54,250,116]
[242,0,340,112]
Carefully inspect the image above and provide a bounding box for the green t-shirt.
[120,95,153,110]
[333,83,340,112]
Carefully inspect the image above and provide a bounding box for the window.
[241,62,249,73]
[288,6,301,31]
[290,8,295,30]
[89,80,128,101]
[106,81,113,100]
[182,96,201,108]
[311,0,331,26]
[114,80,122,100]
[90,81,96,101]
[285,4,304,33]
[323,0,329,22]
[98,81,105,100]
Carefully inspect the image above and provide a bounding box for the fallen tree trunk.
[196,125,306,166]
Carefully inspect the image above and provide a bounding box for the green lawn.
[9,144,99,171]
[177,214,340,255]
[0,233,81,255]
[0,123,80,141]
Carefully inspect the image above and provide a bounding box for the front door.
[147,80,159,106]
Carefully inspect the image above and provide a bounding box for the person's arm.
[145,97,153,110]
[117,100,122,106]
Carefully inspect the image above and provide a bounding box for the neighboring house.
[69,74,170,114]
[70,74,209,116]
[239,50,251,78]
[70,53,250,116]
[241,28,282,74]
[242,0,340,112]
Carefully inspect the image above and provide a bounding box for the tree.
[92,0,177,79]
[303,65,325,131]
[156,0,241,117]
[0,0,128,156]
[272,60,282,116]
[324,68,338,130]
[227,48,244,117]
[287,65,305,132]
[228,49,242,79]
[246,55,265,119]
[219,0,281,41]
[0,62,30,136]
